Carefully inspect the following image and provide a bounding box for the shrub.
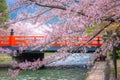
[109,50,120,59]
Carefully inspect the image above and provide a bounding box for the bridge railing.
[52,36,103,47]
[0,29,103,47]
[0,35,103,47]
[0,36,10,46]
[0,35,45,46]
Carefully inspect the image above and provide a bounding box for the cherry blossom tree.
[2,0,119,53]
[0,0,120,78]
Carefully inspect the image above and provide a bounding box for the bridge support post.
[9,29,16,46]
[97,36,100,46]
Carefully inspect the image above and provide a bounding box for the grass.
[111,60,120,71]
[116,60,120,74]
[44,52,55,57]
[0,54,12,64]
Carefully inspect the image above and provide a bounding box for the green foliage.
[0,0,9,25]
[86,24,97,35]
[109,50,120,59]
[44,52,54,57]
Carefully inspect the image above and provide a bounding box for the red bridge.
[0,29,103,62]
[0,30,103,47]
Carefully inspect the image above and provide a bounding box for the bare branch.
[28,0,86,16]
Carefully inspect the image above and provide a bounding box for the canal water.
[0,68,89,80]
[0,53,94,80]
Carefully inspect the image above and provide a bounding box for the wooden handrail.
[0,35,103,47]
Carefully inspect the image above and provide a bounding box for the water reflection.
[17,68,89,80]
[0,68,88,80]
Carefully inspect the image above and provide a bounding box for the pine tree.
[0,0,9,25]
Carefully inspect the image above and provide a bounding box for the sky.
[6,0,54,35]
[8,22,52,36]
[6,0,59,25]
[6,0,39,19]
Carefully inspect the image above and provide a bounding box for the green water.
[0,68,88,80]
